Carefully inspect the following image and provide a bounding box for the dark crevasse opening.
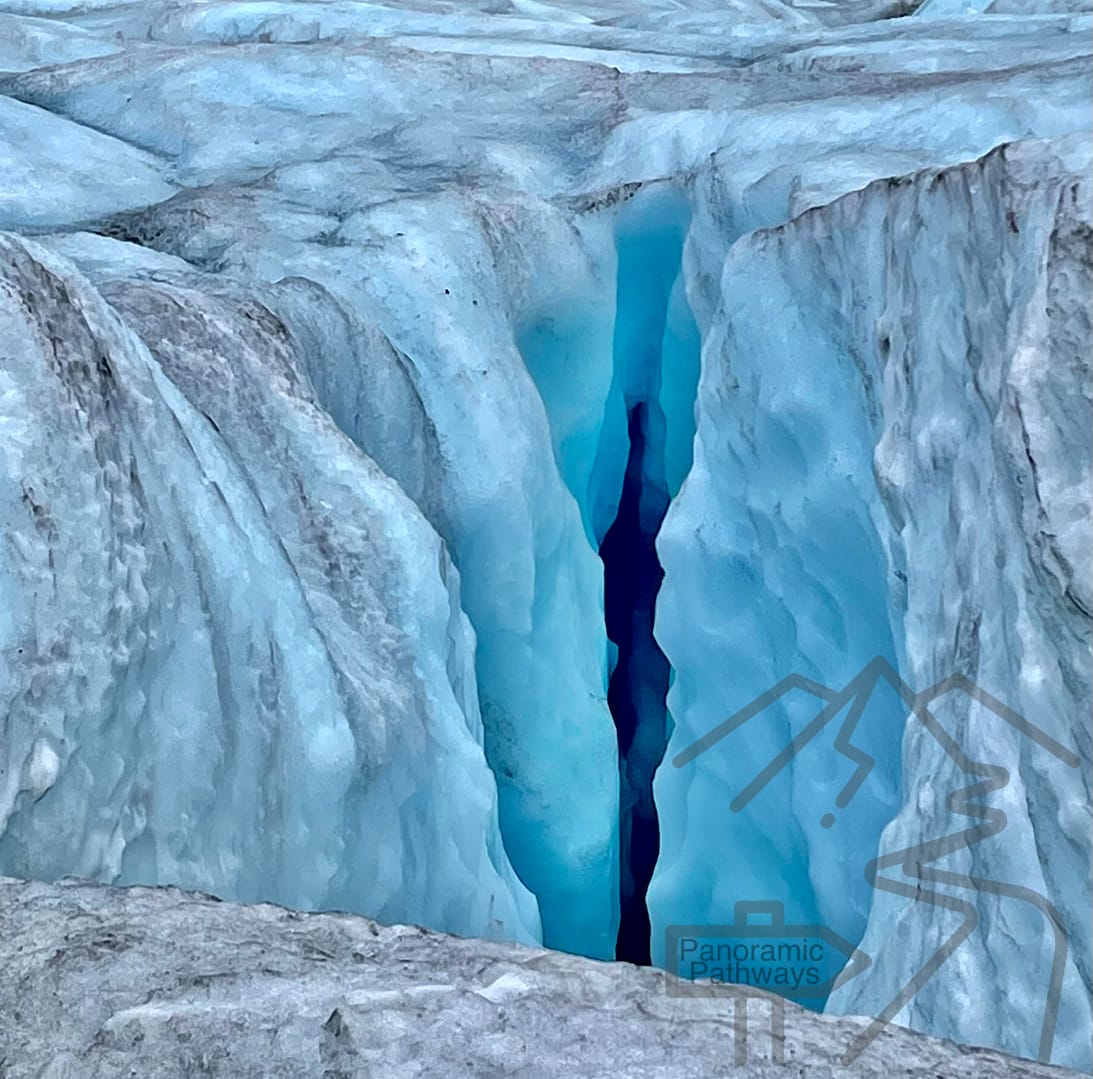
[601,402,672,965]
[600,188,700,965]
[516,184,701,963]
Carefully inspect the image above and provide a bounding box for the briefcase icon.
[665,900,871,1003]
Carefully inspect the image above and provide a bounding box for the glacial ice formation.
[0,232,540,945]
[650,135,1092,1069]
[0,0,1088,1069]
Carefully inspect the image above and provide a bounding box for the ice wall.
[823,137,1092,1070]
[650,136,1091,1068]
[279,200,623,959]
[0,234,539,946]
[65,187,626,959]
[648,169,907,972]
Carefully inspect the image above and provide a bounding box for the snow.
[0,0,1088,1065]
[1,875,1078,1079]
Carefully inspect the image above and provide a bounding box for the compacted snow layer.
[0,0,1088,1066]
[0,875,1088,1079]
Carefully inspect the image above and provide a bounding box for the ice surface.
[0,12,120,72]
[2,876,1083,1079]
[0,95,174,229]
[0,0,1088,1065]
[651,135,1092,1068]
[0,233,539,945]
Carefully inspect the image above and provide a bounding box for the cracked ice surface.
[0,0,1088,1066]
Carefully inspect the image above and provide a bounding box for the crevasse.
[0,4,1088,1066]
[520,184,701,962]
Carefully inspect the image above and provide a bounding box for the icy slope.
[0,234,539,944]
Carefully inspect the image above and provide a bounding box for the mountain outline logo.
[669,656,1082,1064]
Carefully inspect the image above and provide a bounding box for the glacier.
[0,0,1089,1071]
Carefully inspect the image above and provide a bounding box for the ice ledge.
[0,876,1083,1078]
